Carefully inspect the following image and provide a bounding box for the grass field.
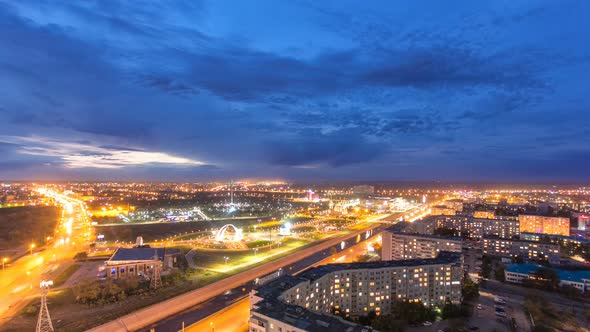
[193,238,310,271]
[0,206,59,254]
[53,264,81,287]
[245,239,273,248]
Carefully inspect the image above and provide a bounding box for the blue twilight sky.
[1,0,590,182]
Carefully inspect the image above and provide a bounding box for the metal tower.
[36,280,54,332]
[150,251,162,290]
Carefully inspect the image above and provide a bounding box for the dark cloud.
[265,128,386,167]
[0,0,589,180]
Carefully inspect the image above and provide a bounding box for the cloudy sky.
[1,1,589,181]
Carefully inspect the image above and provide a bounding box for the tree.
[481,255,492,278]
[390,300,436,323]
[495,264,505,282]
[371,315,406,332]
[530,268,560,291]
[462,278,479,301]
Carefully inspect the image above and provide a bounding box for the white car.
[423,321,433,326]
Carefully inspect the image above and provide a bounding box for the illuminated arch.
[215,224,243,242]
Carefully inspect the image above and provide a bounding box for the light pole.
[2,257,7,269]
[30,243,36,255]
[210,321,214,332]
[224,256,229,266]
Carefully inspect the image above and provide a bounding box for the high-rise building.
[444,199,464,212]
[519,215,570,236]
[431,205,456,216]
[249,252,463,332]
[473,210,495,219]
[381,230,462,261]
[414,215,519,239]
[482,236,560,264]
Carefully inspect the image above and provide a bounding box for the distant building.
[102,247,181,279]
[482,237,560,265]
[519,214,570,236]
[577,215,590,231]
[444,199,464,212]
[431,205,456,216]
[473,210,495,219]
[417,215,519,239]
[381,229,462,260]
[306,190,320,201]
[505,264,590,292]
[520,232,590,247]
[476,218,520,240]
[249,252,463,331]
[352,185,375,196]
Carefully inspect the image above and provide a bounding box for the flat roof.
[108,247,180,262]
[506,263,590,284]
[482,236,559,246]
[298,251,462,282]
[520,233,590,244]
[252,299,374,332]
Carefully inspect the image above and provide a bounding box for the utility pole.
[150,251,162,290]
[36,280,54,332]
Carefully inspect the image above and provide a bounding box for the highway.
[86,217,387,332]
[141,223,384,332]
[0,188,91,326]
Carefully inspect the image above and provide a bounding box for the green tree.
[495,264,505,282]
[371,315,406,332]
[462,278,479,301]
[481,255,492,278]
[531,268,560,291]
[390,300,436,323]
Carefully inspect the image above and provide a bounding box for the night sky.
[1,1,589,182]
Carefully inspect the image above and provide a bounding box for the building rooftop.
[389,231,463,242]
[520,232,590,244]
[506,263,590,284]
[252,299,375,332]
[298,251,462,282]
[482,236,559,246]
[108,247,180,262]
[255,275,309,300]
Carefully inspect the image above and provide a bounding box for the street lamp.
[210,321,214,332]
[2,257,7,269]
[30,243,35,255]
[224,256,229,265]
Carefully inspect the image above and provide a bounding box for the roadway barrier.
[87,224,383,332]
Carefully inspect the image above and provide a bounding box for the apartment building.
[482,236,560,264]
[381,230,462,261]
[519,214,570,236]
[249,252,463,332]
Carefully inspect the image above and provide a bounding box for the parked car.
[423,321,433,326]
[495,311,507,317]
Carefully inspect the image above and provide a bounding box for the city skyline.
[1,1,590,181]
